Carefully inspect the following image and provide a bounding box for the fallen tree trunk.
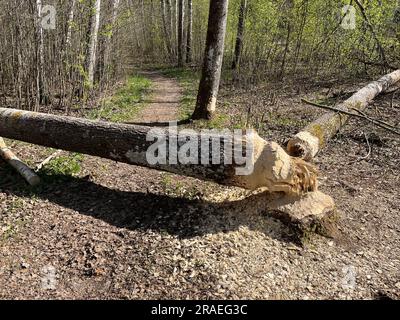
[0,137,40,186]
[0,107,317,195]
[287,69,400,160]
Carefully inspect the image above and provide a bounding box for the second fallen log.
[287,69,400,160]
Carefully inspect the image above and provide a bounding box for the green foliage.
[39,153,84,177]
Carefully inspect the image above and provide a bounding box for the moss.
[308,123,325,147]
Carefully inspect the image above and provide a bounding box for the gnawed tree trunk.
[232,0,247,70]
[0,107,317,196]
[192,0,229,120]
[0,137,40,186]
[87,0,101,86]
[287,69,400,160]
[0,108,340,237]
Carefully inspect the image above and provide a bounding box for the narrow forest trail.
[134,70,182,123]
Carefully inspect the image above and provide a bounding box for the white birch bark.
[87,0,101,86]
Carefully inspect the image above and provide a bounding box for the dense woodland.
[0,0,399,113]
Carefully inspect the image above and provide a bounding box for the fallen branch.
[35,149,63,171]
[287,69,400,160]
[300,99,400,135]
[0,137,40,186]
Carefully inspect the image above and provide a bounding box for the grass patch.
[39,153,84,177]
[88,74,151,122]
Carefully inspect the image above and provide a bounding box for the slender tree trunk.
[354,0,389,71]
[87,0,101,87]
[177,0,185,66]
[166,0,174,57]
[66,0,76,48]
[161,0,173,60]
[279,22,291,80]
[186,0,193,63]
[103,0,120,78]
[232,0,247,70]
[0,137,40,186]
[192,0,229,120]
[36,0,47,106]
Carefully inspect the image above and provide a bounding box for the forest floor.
[0,69,399,299]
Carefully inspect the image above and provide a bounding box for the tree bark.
[177,0,185,66]
[103,0,120,78]
[0,107,317,195]
[186,0,193,63]
[192,0,229,120]
[232,0,247,70]
[66,0,76,48]
[287,69,400,160]
[36,0,47,106]
[87,0,101,86]
[0,137,40,186]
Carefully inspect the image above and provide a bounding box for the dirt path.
[134,70,182,123]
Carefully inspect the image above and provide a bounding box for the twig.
[349,108,397,131]
[348,132,371,164]
[301,98,400,135]
[391,88,399,109]
[35,149,63,171]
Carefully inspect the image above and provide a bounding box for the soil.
[134,70,182,124]
[0,71,399,300]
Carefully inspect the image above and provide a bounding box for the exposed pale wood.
[35,149,63,171]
